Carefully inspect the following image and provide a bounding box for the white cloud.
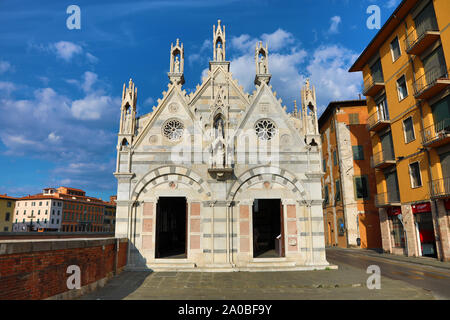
[385,0,400,9]
[328,16,342,34]
[261,29,295,51]
[0,81,16,94]
[144,97,154,106]
[188,39,212,66]
[52,41,83,61]
[47,132,61,143]
[81,71,98,93]
[306,45,362,112]
[71,94,115,120]
[86,52,99,64]
[227,29,307,106]
[0,60,12,74]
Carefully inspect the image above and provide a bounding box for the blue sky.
[0,0,401,200]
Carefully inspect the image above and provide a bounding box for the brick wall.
[0,237,127,300]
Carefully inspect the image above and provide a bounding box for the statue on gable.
[259,55,267,74]
[174,56,180,73]
[216,43,223,62]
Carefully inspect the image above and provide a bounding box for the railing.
[375,192,400,207]
[405,22,439,53]
[371,150,395,168]
[421,118,450,145]
[363,75,384,95]
[414,65,449,97]
[367,109,390,130]
[429,176,450,198]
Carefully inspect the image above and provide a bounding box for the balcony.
[405,27,440,56]
[375,192,401,207]
[421,118,450,148]
[363,76,385,97]
[367,110,390,132]
[371,150,396,169]
[414,65,450,100]
[429,177,450,199]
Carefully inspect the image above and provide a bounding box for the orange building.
[349,0,450,261]
[319,100,382,249]
[14,187,116,233]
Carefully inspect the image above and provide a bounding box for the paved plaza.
[80,260,434,300]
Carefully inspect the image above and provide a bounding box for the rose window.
[162,119,184,141]
[255,119,276,140]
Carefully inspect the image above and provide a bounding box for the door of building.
[385,169,400,203]
[380,131,395,161]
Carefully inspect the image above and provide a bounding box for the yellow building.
[0,194,16,232]
[350,0,450,261]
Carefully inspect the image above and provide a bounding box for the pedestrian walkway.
[79,262,434,300]
[327,247,450,271]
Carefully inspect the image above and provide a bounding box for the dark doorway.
[155,197,187,259]
[252,199,284,258]
[416,212,437,258]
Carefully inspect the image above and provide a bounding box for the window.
[409,161,422,188]
[3,227,8,232]
[352,146,364,160]
[51,219,54,224]
[335,180,341,202]
[324,185,329,205]
[255,119,276,141]
[333,151,337,166]
[38,210,40,215]
[390,36,401,61]
[391,216,405,248]
[24,210,26,215]
[349,113,359,125]
[355,176,369,199]
[403,117,415,143]
[396,75,408,100]
[7,201,11,208]
[323,158,327,172]
[5,213,10,221]
[39,202,42,206]
[45,210,48,215]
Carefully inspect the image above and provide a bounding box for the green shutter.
[352,146,364,160]
[335,180,341,202]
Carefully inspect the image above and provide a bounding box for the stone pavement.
[79,262,434,300]
[328,247,450,270]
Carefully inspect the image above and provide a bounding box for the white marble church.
[114,20,331,271]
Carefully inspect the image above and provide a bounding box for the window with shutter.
[355,176,369,199]
[335,180,341,202]
[390,37,401,61]
[349,113,359,125]
[352,146,364,160]
[403,117,415,143]
[409,162,422,188]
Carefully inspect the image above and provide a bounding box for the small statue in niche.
[214,142,225,168]
[174,56,180,73]
[124,108,132,133]
[259,55,267,74]
[215,117,225,139]
[216,43,223,61]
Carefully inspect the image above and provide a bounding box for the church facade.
[114,20,331,271]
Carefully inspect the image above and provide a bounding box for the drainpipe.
[333,114,350,247]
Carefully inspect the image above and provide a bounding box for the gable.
[234,83,306,151]
[133,85,197,152]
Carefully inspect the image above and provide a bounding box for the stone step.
[247,260,296,268]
